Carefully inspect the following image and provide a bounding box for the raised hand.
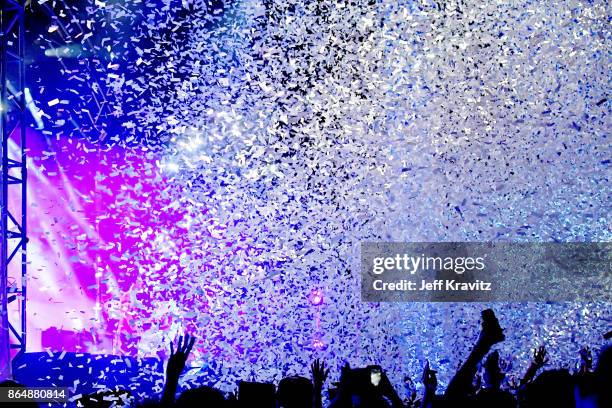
[162,334,196,407]
[311,358,329,390]
[422,360,438,394]
[311,359,329,408]
[533,345,548,368]
[422,360,438,408]
[520,345,548,387]
[167,334,196,379]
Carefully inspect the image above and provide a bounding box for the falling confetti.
[22,0,611,395]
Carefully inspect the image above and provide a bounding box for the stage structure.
[0,0,27,379]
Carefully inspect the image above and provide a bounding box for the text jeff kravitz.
[372,279,492,292]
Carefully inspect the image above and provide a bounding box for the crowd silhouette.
[1,309,610,407]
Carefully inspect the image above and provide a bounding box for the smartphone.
[369,365,382,386]
[482,308,495,323]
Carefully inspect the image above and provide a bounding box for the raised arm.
[161,334,196,407]
[421,360,438,408]
[445,309,505,399]
[520,345,547,387]
[379,370,405,408]
[311,359,329,408]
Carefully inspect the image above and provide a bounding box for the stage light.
[44,45,83,58]
[25,88,44,129]
[311,334,326,351]
[160,160,180,173]
[308,289,324,306]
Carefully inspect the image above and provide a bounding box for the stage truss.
[0,0,27,377]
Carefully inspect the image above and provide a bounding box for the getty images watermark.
[361,242,611,302]
[372,253,490,292]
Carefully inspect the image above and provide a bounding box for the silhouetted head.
[574,372,598,408]
[238,381,276,408]
[594,345,612,408]
[474,388,516,408]
[277,376,313,408]
[342,366,391,408]
[176,385,226,408]
[519,369,575,408]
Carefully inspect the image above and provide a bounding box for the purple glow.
[309,289,324,306]
[22,128,181,355]
[311,334,327,351]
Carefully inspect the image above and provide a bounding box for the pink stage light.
[308,289,324,306]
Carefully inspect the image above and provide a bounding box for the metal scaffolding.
[0,0,27,379]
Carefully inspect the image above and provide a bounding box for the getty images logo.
[372,254,486,275]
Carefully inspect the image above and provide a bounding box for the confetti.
[22,0,611,396]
